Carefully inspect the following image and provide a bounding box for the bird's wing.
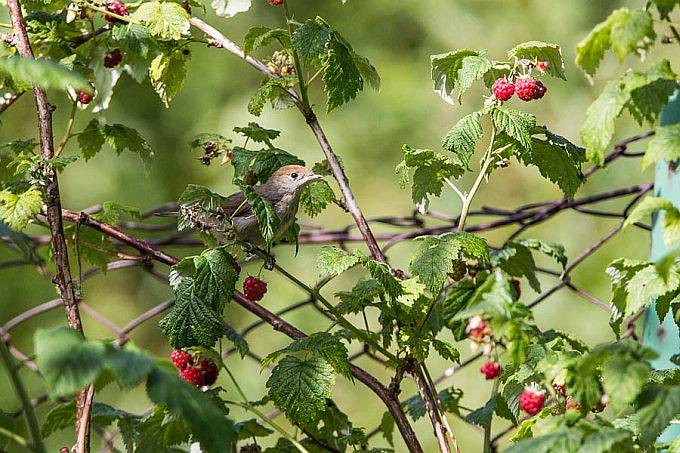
[222,191,252,218]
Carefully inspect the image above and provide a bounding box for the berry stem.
[221,363,311,453]
[282,0,311,110]
[444,177,465,203]
[55,100,79,157]
[457,123,497,231]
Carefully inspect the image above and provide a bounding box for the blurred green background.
[0,0,671,451]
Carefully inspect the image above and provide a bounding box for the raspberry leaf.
[396,145,465,212]
[231,147,304,183]
[637,385,680,447]
[316,246,360,277]
[247,75,297,116]
[0,55,91,92]
[410,232,488,292]
[490,107,535,150]
[441,110,484,169]
[263,332,352,380]
[243,27,291,56]
[576,8,655,77]
[149,48,190,107]
[0,186,43,230]
[146,369,235,452]
[456,55,493,102]
[357,253,404,299]
[300,179,336,217]
[266,355,335,425]
[238,182,280,246]
[522,137,584,200]
[465,398,495,429]
[131,2,190,41]
[233,122,280,145]
[159,278,224,348]
[512,239,567,269]
[193,247,239,312]
[234,419,274,440]
[644,124,680,170]
[78,119,106,160]
[292,18,334,64]
[580,81,628,165]
[430,49,480,104]
[508,41,566,80]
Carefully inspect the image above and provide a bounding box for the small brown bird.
[222,165,321,244]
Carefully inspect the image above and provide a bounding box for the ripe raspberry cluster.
[519,384,546,415]
[490,61,549,103]
[170,349,219,387]
[479,361,501,380]
[243,276,267,301]
[103,1,128,22]
[104,49,122,68]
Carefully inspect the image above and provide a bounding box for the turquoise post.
[643,90,680,443]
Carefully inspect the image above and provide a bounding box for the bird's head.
[264,165,322,193]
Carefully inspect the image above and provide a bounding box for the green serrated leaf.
[233,122,280,145]
[624,196,675,228]
[102,123,153,165]
[430,49,479,104]
[457,55,492,101]
[508,41,566,80]
[263,332,351,380]
[235,419,274,440]
[441,111,483,169]
[149,48,190,107]
[131,2,189,41]
[300,179,335,217]
[0,186,43,230]
[490,106,535,150]
[292,18,333,64]
[243,27,290,56]
[159,278,224,348]
[0,56,91,92]
[580,80,628,165]
[78,119,105,160]
[231,147,304,183]
[644,124,680,170]
[637,386,680,447]
[193,247,238,312]
[317,246,359,277]
[524,138,584,199]
[266,355,334,425]
[322,35,363,112]
[146,369,235,453]
[238,182,280,246]
[576,8,654,77]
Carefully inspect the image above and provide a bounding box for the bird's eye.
[290,172,298,179]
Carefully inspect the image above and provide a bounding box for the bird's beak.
[307,173,323,181]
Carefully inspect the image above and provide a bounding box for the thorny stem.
[413,364,450,453]
[423,364,460,453]
[222,364,310,453]
[458,124,497,231]
[0,340,46,453]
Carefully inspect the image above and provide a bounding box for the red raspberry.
[180,365,204,387]
[511,279,521,299]
[267,0,284,5]
[170,349,191,370]
[520,384,546,415]
[103,1,128,22]
[231,258,241,275]
[198,359,219,386]
[532,81,547,100]
[491,78,514,101]
[514,76,538,101]
[104,48,122,68]
[243,276,267,301]
[78,91,92,104]
[537,61,550,72]
[479,361,501,380]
